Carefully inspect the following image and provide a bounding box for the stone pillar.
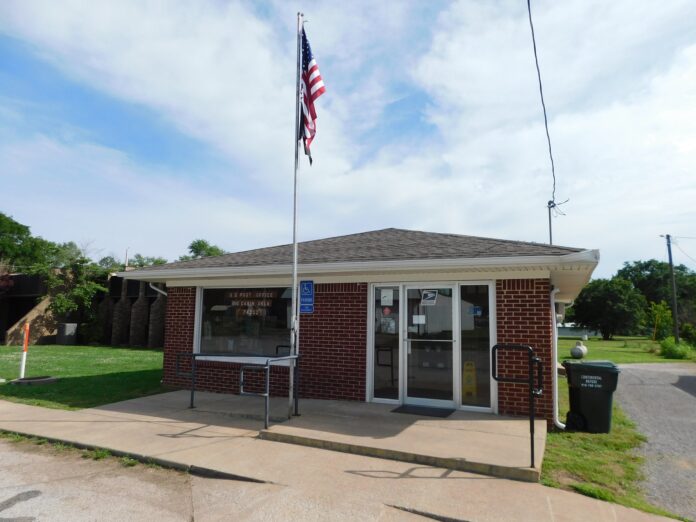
[111,279,131,346]
[97,294,114,344]
[147,289,167,348]
[129,282,149,347]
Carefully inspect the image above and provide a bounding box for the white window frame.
[192,284,294,366]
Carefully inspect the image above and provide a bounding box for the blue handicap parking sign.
[300,280,314,313]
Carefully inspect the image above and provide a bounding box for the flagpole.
[289,11,303,418]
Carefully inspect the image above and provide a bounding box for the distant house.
[557,323,599,338]
[120,228,599,420]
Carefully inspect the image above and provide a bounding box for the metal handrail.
[175,352,300,429]
[491,344,543,468]
[240,363,272,428]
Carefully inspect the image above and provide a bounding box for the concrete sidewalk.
[0,395,670,521]
[90,390,545,480]
[261,398,545,481]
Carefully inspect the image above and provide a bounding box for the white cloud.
[1,0,696,278]
[0,0,297,179]
[0,134,290,260]
[409,0,696,275]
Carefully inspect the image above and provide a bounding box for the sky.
[1,0,695,278]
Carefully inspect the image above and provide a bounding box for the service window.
[199,287,292,356]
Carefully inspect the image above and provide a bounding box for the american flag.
[300,27,325,164]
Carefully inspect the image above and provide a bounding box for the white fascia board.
[117,249,599,282]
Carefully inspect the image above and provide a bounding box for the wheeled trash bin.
[562,360,620,433]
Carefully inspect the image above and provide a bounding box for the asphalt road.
[615,363,696,521]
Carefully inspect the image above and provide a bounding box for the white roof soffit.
[117,249,600,283]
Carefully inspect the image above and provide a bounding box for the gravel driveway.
[615,363,696,521]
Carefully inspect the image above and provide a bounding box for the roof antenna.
[527,0,567,245]
[547,199,568,245]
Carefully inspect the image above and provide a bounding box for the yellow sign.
[462,361,477,398]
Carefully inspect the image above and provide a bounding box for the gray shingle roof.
[138,228,584,272]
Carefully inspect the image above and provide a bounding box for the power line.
[526,0,556,202]
[527,0,566,245]
[673,242,696,267]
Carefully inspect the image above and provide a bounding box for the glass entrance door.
[460,284,491,407]
[404,286,455,407]
[373,286,400,400]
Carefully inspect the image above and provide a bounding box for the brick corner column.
[495,279,553,422]
[162,287,197,388]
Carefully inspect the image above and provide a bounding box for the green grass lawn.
[545,336,688,520]
[542,379,683,519]
[557,336,668,364]
[0,345,165,410]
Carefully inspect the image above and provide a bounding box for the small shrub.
[84,448,111,460]
[1,431,24,443]
[649,301,673,341]
[680,323,696,345]
[144,458,162,469]
[660,337,693,359]
[120,456,138,467]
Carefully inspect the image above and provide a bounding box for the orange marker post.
[19,322,29,379]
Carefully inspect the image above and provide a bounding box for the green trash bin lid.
[562,360,620,373]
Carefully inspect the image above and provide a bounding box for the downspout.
[550,288,565,430]
[149,282,168,297]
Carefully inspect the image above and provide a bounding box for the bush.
[648,301,673,340]
[680,323,696,345]
[659,337,693,359]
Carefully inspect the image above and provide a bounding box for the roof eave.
[117,249,600,282]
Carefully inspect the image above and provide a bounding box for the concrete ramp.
[259,400,545,482]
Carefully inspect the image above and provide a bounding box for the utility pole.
[664,234,680,343]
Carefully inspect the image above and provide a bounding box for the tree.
[28,243,107,321]
[648,301,673,341]
[0,260,13,296]
[571,278,647,340]
[0,212,60,270]
[130,253,168,267]
[617,260,691,303]
[617,260,696,326]
[98,255,124,272]
[178,239,225,261]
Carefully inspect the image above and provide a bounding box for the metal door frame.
[402,283,457,409]
[367,281,497,413]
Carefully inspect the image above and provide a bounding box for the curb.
[0,428,269,484]
[259,430,540,483]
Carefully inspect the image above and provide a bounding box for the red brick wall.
[163,280,553,418]
[298,283,368,400]
[162,283,368,401]
[162,287,197,388]
[495,279,553,420]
